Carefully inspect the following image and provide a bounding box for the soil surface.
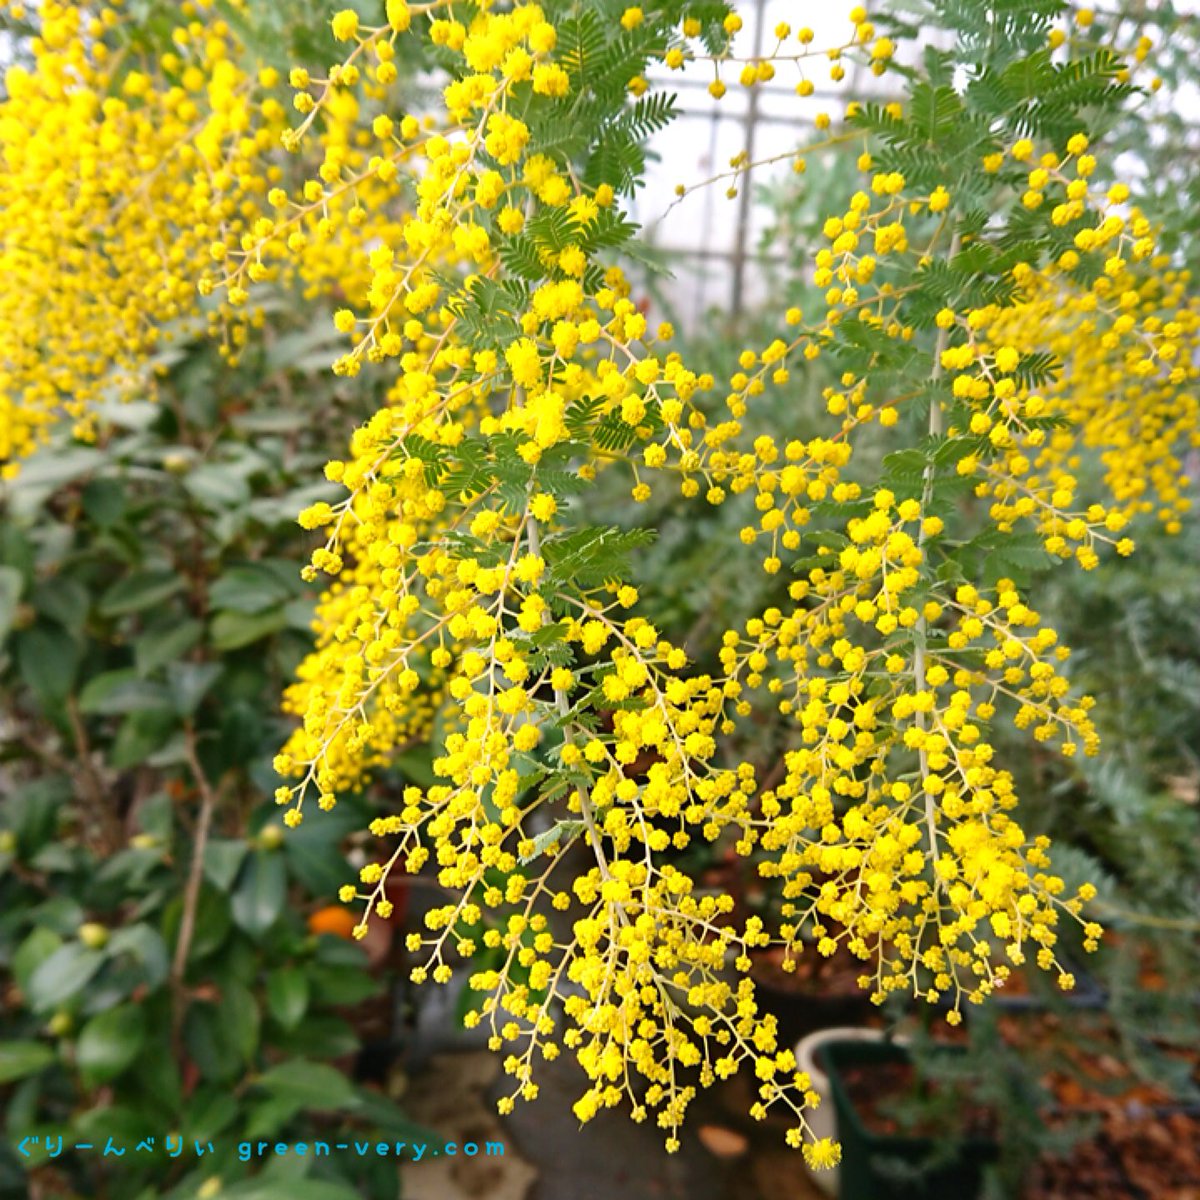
[1025,1108,1200,1200]
[751,943,870,994]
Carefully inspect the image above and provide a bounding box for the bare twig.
[65,695,122,853]
[171,724,220,1049]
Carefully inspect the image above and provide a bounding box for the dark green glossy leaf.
[255,1058,359,1110]
[187,1086,240,1141]
[203,838,249,891]
[110,708,179,769]
[15,626,80,706]
[209,563,295,614]
[223,979,261,1063]
[106,925,170,991]
[98,571,183,617]
[183,986,259,1083]
[307,963,379,1006]
[266,967,309,1031]
[242,1093,305,1141]
[211,607,287,650]
[94,847,163,893]
[13,928,64,993]
[183,464,252,509]
[26,944,106,1013]
[71,1103,147,1152]
[162,883,232,962]
[167,661,223,715]
[225,1168,362,1200]
[134,618,203,675]
[30,576,90,638]
[0,1041,56,1085]
[5,776,70,858]
[272,1013,360,1060]
[81,479,127,527]
[230,850,287,938]
[133,1046,182,1114]
[79,670,172,716]
[351,1088,437,1140]
[76,1004,146,1085]
[0,565,23,642]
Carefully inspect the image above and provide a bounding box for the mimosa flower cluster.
[0,1,274,466]
[2,0,1196,1164]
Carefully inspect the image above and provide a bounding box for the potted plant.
[821,1037,999,1200]
[962,1002,1200,1196]
[1095,927,1200,1016]
[795,1026,895,1197]
[749,925,883,1047]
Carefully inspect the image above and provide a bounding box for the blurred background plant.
[0,316,431,1200]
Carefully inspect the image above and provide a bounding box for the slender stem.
[525,514,612,883]
[66,695,122,854]
[171,724,219,1047]
[915,230,961,869]
[1093,903,1200,932]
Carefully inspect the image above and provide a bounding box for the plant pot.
[822,1039,998,1200]
[989,956,1106,1013]
[795,1027,893,1197]
[750,947,879,1047]
[353,1036,406,1085]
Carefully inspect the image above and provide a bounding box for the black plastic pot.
[822,1039,998,1200]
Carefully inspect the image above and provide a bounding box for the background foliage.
[0,323,425,1200]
